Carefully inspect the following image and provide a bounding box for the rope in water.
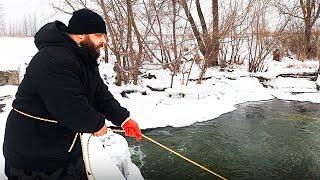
[12,108,227,179]
[112,129,227,180]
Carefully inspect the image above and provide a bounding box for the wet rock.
[0,70,20,85]
[147,85,167,92]
[142,73,157,79]
[0,104,5,112]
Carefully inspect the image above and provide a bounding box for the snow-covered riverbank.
[0,37,319,179]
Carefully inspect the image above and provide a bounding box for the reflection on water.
[128,100,320,180]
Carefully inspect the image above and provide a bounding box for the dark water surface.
[128,100,320,180]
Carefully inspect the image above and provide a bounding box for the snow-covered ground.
[0,37,319,179]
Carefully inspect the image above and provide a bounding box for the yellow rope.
[112,129,228,180]
[80,133,94,180]
[12,108,227,179]
[13,108,58,123]
[68,133,79,152]
[13,108,79,153]
[87,135,95,179]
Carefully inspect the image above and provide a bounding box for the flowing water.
[128,100,320,180]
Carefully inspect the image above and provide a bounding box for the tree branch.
[64,0,77,11]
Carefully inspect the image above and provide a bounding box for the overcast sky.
[1,0,69,26]
[1,0,290,34]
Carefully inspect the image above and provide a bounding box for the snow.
[0,37,319,179]
[84,132,144,180]
[270,77,317,92]
[0,37,37,71]
[0,86,15,180]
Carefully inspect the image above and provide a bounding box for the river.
[128,100,320,180]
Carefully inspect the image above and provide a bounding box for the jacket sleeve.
[31,55,105,133]
[93,75,130,126]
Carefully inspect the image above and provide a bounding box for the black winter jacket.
[3,21,129,169]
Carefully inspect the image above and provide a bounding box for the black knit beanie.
[67,8,106,34]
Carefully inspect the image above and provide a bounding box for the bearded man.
[3,8,142,179]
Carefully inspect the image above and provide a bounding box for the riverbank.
[0,37,319,179]
[0,37,319,129]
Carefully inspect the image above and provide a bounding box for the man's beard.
[79,36,103,61]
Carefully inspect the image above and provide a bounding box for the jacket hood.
[34,21,79,50]
[34,21,99,68]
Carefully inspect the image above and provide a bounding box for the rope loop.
[12,108,227,180]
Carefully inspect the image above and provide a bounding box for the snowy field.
[0,37,319,179]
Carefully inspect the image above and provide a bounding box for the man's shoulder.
[34,46,80,64]
[30,46,82,72]
[38,46,76,58]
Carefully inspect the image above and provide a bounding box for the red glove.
[122,118,142,141]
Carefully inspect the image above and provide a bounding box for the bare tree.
[169,0,178,88]
[211,0,219,67]
[180,0,206,56]
[274,0,320,59]
[300,0,320,58]
[2,12,41,37]
[179,0,220,84]
[99,0,126,85]
[8,22,15,36]
[0,2,5,36]
[196,0,220,83]
[29,14,39,36]
[53,0,300,85]
[126,0,144,85]
[23,16,29,36]
[20,14,40,37]
[218,0,255,68]
[98,0,147,85]
[247,0,292,72]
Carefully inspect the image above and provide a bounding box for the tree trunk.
[152,1,168,64]
[209,0,219,66]
[172,0,178,61]
[299,0,320,59]
[305,22,312,59]
[195,0,212,56]
[180,0,206,56]
[170,0,178,88]
[104,43,108,63]
[114,61,122,86]
[303,0,312,59]
[99,0,124,86]
[127,0,143,85]
[126,0,133,80]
